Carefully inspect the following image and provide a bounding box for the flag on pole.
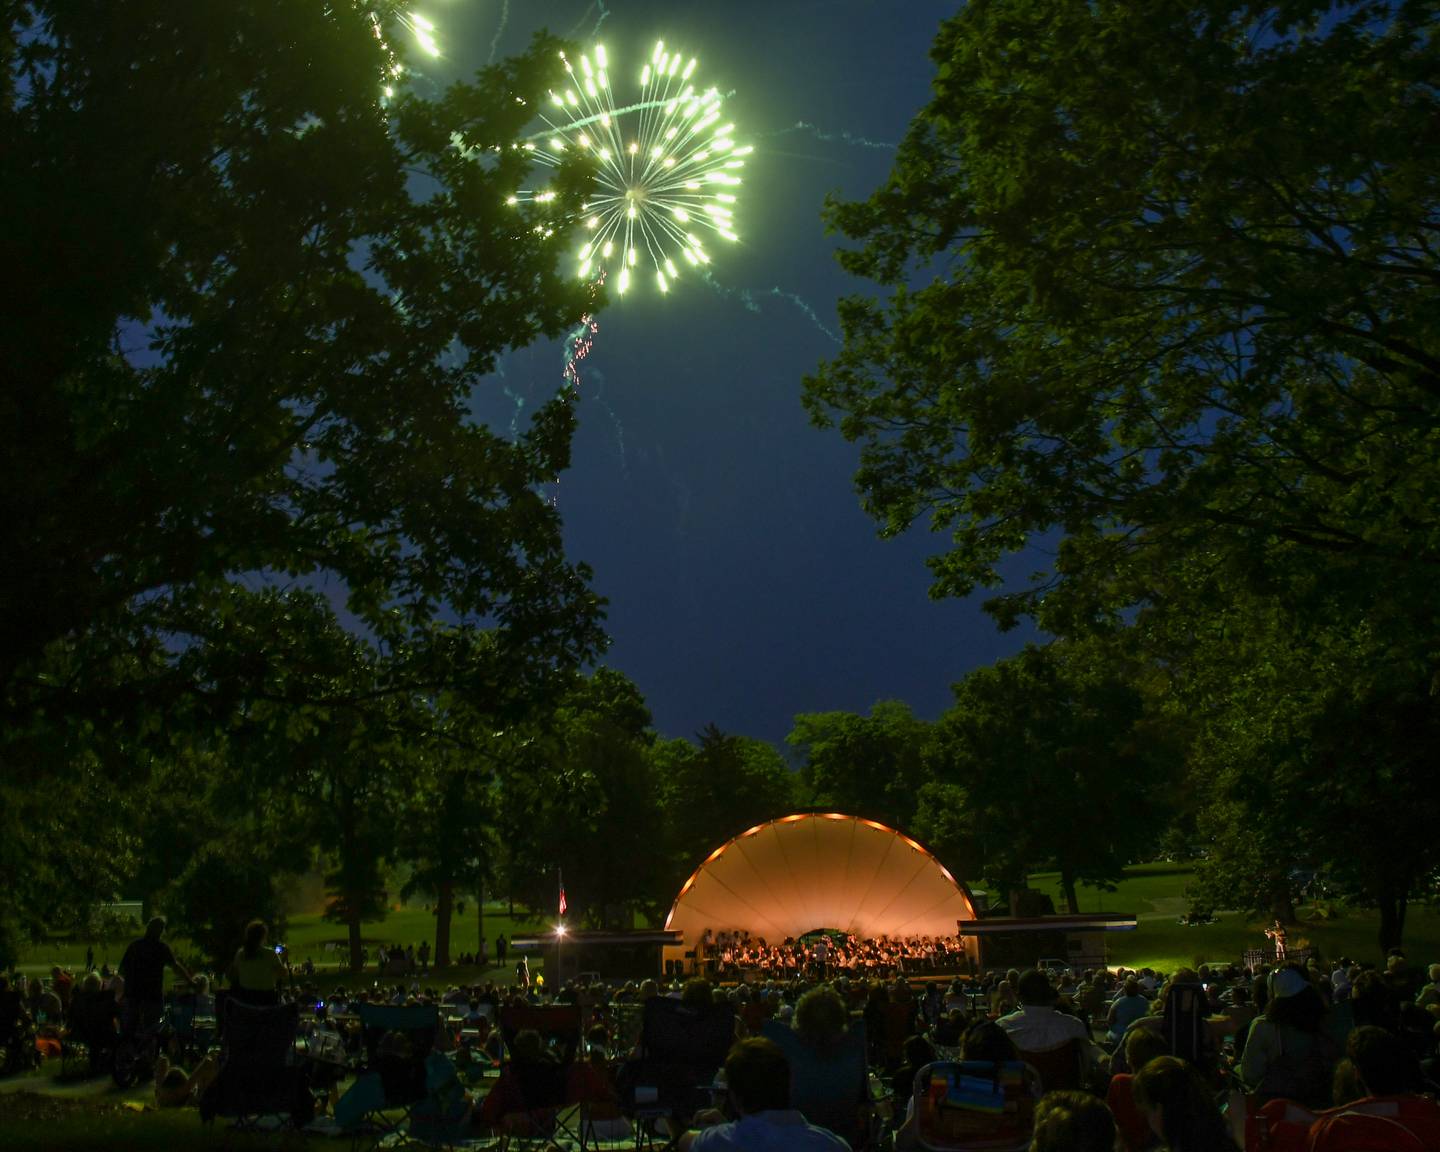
[559,869,567,918]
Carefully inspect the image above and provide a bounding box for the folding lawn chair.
[499,1003,583,1065]
[909,1059,1039,1152]
[618,997,735,1150]
[762,1017,871,1149]
[166,991,217,1065]
[491,1004,585,1148]
[341,1001,441,1141]
[1014,1037,1087,1094]
[1162,980,1210,1070]
[199,999,314,1132]
[60,990,119,1077]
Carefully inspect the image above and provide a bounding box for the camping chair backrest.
[912,1060,1039,1152]
[356,1002,440,1105]
[1016,1038,1085,1094]
[357,1002,440,1062]
[611,1002,645,1053]
[513,1058,569,1110]
[1162,981,1208,1068]
[202,1001,313,1130]
[67,991,118,1050]
[0,990,24,1042]
[168,992,198,1035]
[762,1018,869,1149]
[638,997,735,1073]
[167,992,216,1042]
[740,1001,769,1036]
[1246,1097,1315,1152]
[499,1003,583,1067]
[1306,1095,1440,1152]
[619,998,735,1128]
[222,1000,298,1068]
[879,1000,916,1068]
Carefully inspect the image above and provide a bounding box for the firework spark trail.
[518,98,671,141]
[767,120,897,151]
[701,271,841,345]
[487,0,509,64]
[591,1,609,35]
[549,274,604,505]
[562,313,598,395]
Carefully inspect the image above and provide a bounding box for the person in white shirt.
[997,970,1094,1052]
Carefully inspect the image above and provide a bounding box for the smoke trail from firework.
[700,272,841,345]
[767,120,897,151]
[488,0,508,63]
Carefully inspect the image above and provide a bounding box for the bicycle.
[113,1005,174,1088]
[0,1026,41,1077]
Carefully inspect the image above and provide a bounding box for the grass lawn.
[20,868,1440,983]
[0,1091,311,1151]
[0,1057,296,1151]
[1022,863,1440,972]
[280,904,549,968]
[16,904,550,983]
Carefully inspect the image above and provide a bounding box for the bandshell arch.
[662,812,978,967]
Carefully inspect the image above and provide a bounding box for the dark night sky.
[438,0,1037,747]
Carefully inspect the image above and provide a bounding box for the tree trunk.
[434,878,453,968]
[1008,869,1029,917]
[477,880,486,967]
[1059,869,1078,915]
[1269,886,1296,924]
[347,906,363,973]
[1376,871,1411,956]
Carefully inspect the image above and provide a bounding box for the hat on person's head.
[1269,968,1309,999]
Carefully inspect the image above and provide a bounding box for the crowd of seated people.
[7,936,1440,1150]
[582,948,1438,1149]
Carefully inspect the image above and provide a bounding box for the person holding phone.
[227,919,288,1005]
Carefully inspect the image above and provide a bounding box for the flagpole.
[557,866,565,986]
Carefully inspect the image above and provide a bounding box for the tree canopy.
[2,0,604,701]
[804,0,1440,954]
[805,0,1440,632]
[788,701,932,832]
[918,643,1171,912]
[0,1,606,960]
